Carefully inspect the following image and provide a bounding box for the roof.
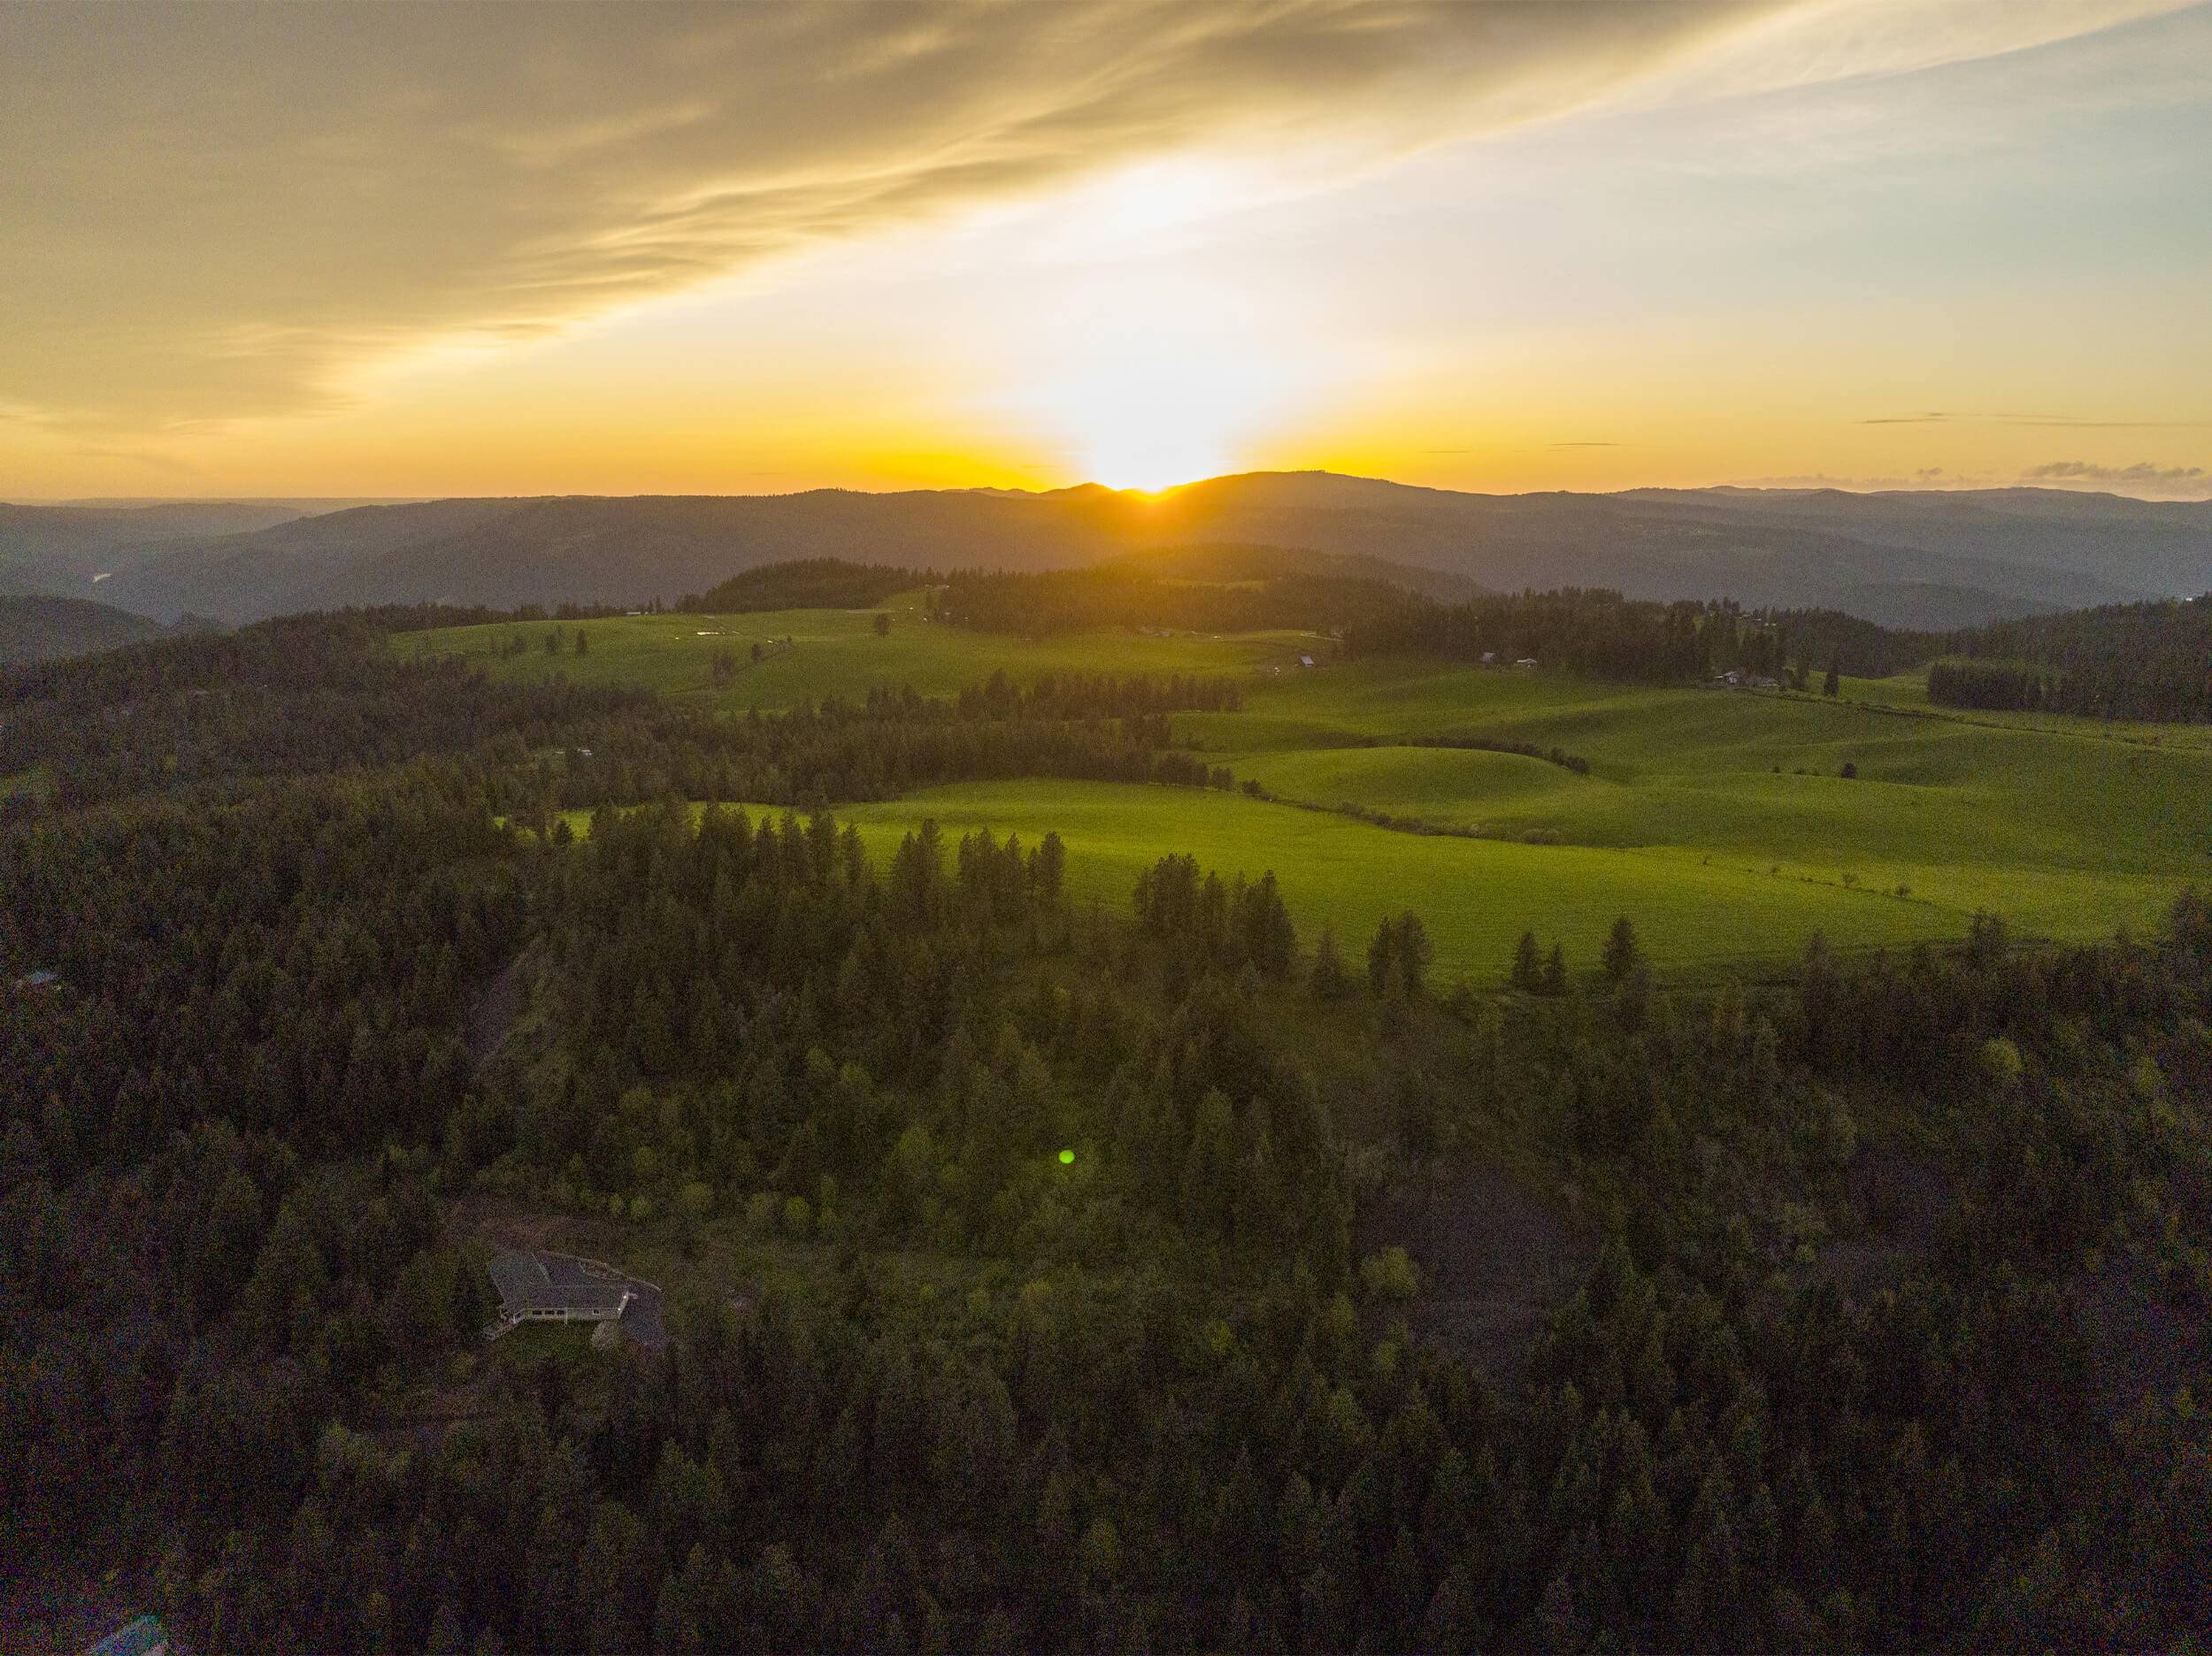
[15,970,59,989]
[86,1617,174,1656]
[488,1252,634,1316]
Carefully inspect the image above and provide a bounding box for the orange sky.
[4,1,2209,501]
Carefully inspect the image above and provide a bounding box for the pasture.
[401,595,1310,706]
[414,602,2211,980]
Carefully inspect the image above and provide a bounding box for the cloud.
[2024,459,2208,485]
[1861,410,2211,429]
[2,0,2182,432]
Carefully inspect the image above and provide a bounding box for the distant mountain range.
[4,473,2208,631]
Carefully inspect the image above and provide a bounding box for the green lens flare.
[1057,1148,1076,1165]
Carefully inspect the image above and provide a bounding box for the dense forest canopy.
[683,559,933,615]
[5,608,2210,1652]
[1340,589,1947,686]
[0,594,165,664]
[1928,595,2212,720]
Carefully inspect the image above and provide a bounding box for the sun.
[1021,321,1318,491]
[987,254,1325,491]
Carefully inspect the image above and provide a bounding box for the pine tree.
[1395,911,1432,1000]
[1541,943,1569,996]
[1367,916,1397,997]
[1511,930,1542,992]
[1311,928,1349,1000]
[1602,916,1641,983]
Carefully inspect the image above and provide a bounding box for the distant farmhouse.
[1709,670,1782,691]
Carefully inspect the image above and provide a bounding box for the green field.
[416,602,2211,981]
[402,596,1310,706]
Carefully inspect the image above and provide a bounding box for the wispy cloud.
[1861,410,2211,429]
[2,0,2186,433]
[1732,459,2210,498]
[2024,458,2207,485]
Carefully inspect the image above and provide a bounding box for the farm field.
[402,594,1307,706]
[416,602,2212,980]
[565,786,1984,984]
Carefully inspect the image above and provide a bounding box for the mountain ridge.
[5,472,2206,630]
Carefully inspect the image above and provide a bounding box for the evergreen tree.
[1311,928,1349,1000]
[1511,930,1543,992]
[1540,942,1569,996]
[1601,917,1641,983]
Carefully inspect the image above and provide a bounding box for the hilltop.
[0,594,165,664]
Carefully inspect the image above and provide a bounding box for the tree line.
[1929,595,2212,721]
[1341,588,1944,685]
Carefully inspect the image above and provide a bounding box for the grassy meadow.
[414,600,2210,984]
[401,594,1309,705]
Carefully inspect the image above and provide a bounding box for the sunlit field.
[415,601,2211,980]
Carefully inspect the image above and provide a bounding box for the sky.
[3,0,2209,501]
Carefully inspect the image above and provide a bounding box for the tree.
[574,629,590,656]
[1511,931,1542,992]
[1029,831,1065,906]
[1602,917,1642,983]
[1823,658,1839,696]
[1540,943,1568,996]
[1395,912,1432,1000]
[873,613,891,638]
[1311,928,1350,1000]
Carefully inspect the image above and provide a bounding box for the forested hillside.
[0,594,163,663]
[935,553,1437,639]
[1930,595,2212,721]
[4,615,2209,1652]
[1342,588,1942,684]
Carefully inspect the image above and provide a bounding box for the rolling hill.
[0,594,163,663]
[7,473,2208,627]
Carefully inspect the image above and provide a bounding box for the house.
[1749,674,1781,690]
[13,969,58,990]
[86,1616,181,1656]
[1297,653,1317,668]
[1479,651,1496,665]
[1514,657,1539,670]
[488,1253,634,1327]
